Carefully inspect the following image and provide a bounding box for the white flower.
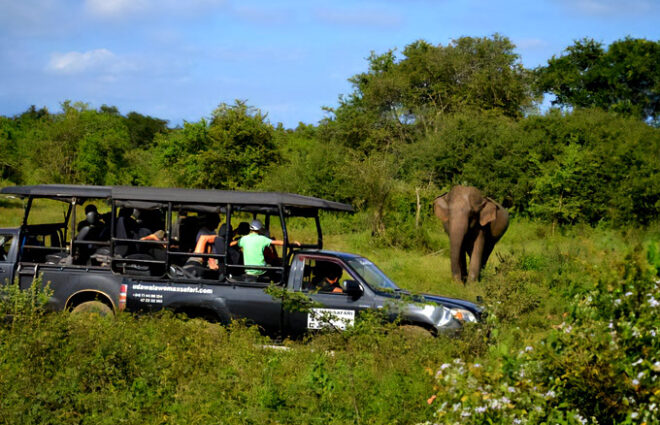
[608,322,614,329]
[475,406,487,413]
[544,390,556,398]
[461,411,471,417]
[508,386,516,393]
[649,298,659,307]
[625,291,633,297]
[473,363,482,368]
[574,413,588,424]
[440,363,451,370]
[631,412,639,419]
[525,346,533,352]
[637,371,645,379]
[632,379,640,386]
[632,358,643,366]
[564,325,572,333]
[513,419,522,425]
[501,396,511,404]
[614,299,622,305]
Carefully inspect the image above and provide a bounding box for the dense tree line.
[1,35,658,243]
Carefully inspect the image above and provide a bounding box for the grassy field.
[1,202,659,424]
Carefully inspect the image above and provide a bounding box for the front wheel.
[400,324,435,338]
[71,301,113,317]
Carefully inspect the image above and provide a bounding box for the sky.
[1,0,659,128]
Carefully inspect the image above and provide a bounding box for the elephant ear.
[479,200,497,226]
[434,195,450,222]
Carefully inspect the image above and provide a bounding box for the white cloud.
[84,0,149,18]
[47,49,118,75]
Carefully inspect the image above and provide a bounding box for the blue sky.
[1,0,658,128]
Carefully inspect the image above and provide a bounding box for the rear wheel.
[71,301,113,317]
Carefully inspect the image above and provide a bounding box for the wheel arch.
[66,289,116,312]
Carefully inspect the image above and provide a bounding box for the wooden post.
[415,187,421,228]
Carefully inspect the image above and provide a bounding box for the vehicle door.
[284,255,372,338]
[0,232,17,285]
[221,282,283,336]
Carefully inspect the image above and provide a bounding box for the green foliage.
[0,217,658,424]
[426,244,660,425]
[536,37,660,122]
[1,35,659,232]
[265,283,319,313]
[261,129,352,202]
[0,276,51,321]
[320,35,536,153]
[155,100,279,190]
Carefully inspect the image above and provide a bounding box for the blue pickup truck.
[0,185,481,336]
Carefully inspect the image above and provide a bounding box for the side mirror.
[341,279,363,296]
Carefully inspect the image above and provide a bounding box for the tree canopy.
[536,37,660,123]
[321,35,536,152]
[1,36,659,234]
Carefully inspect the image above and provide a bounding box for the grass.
[1,201,658,424]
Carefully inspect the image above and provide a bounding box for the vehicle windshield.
[346,257,400,291]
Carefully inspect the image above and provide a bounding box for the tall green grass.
[1,199,659,424]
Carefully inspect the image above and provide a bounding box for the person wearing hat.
[234,219,299,277]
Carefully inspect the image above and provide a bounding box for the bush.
[427,244,660,425]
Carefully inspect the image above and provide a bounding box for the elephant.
[433,186,509,282]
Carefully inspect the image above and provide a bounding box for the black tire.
[71,300,114,317]
[400,324,434,338]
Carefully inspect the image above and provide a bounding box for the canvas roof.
[0,185,353,213]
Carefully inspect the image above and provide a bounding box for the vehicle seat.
[177,215,200,253]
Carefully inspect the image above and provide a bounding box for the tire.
[400,324,435,338]
[71,301,113,317]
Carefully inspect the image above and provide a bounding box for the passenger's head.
[249,219,264,233]
[218,223,233,237]
[319,261,342,282]
[84,204,98,215]
[86,210,99,226]
[236,222,250,237]
[132,209,142,221]
[202,213,220,231]
[118,207,133,218]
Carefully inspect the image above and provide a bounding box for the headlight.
[435,306,454,327]
[451,308,477,323]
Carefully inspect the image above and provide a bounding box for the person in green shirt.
[235,219,299,278]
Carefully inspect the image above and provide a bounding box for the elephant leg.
[467,230,486,282]
[458,249,467,282]
[481,237,498,269]
[450,232,468,282]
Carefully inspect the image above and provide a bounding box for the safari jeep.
[0,185,481,336]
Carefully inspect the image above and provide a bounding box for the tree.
[536,37,660,122]
[321,35,536,152]
[155,100,278,190]
[125,112,168,148]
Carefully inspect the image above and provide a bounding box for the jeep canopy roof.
[0,185,354,215]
